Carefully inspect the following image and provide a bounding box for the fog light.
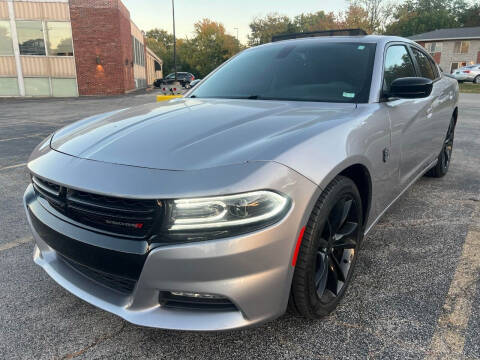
[169,291,225,299]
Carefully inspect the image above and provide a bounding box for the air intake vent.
[60,255,137,295]
[159,292,238,311]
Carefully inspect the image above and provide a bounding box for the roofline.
[146,47,163,64]
[411,36,480,42]
[272,28,367,42]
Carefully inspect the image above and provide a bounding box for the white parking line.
[0,163,27,172]
[0,236,32,252]
[426,205,480,359]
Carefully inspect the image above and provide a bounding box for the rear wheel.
[288,176,363,318]
[426,116,455,178]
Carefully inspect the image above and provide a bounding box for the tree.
[383,0,475,37]
[187,19,243,77]
[145,29,176,75]
[459,4,480,27]
[248,14,297,46]
[146,20,242,78]
[246,7,378,46]
[293,11,339,32]
[339,4,371,32]
[349,0,388,33]
[146,29,175,50]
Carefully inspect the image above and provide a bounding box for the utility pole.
[172,0,177,81]
[234,27,239,41]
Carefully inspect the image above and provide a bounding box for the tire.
[426,116,456,178]
[474,76,480,84]
[288,176,364,318]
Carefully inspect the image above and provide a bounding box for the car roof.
[254,35,416,49]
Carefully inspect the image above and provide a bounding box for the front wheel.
[426,116,455,178]
[474,76,480,84]
[288,176,363,318]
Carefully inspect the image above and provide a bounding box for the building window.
[0,21,14,56]
[132,36,145,67]
[0,77,19,96]
[425,42,442,54]
[24,77,50,96]
[52,78,78,97]
[454,41,470,54]
[16,21,46,56]
[450,62,468,73]
[46,22,73,56]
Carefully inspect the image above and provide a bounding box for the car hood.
[51,98,357,171]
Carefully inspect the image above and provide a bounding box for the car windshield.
[190,41,376,103]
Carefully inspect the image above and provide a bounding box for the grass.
[459,82,480,94]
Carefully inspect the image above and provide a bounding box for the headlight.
[165,191,290,234]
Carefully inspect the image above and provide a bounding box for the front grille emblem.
[105,219,144,229]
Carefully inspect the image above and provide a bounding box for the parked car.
[154,72,195,88]
[24,34,458,331]
[452,64,480,83]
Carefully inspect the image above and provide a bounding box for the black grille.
[159,292,238,312]
[32,176,160,239]
[60,255,137,295]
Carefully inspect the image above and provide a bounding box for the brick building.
[0,0,163,97]
[410,26,480,73]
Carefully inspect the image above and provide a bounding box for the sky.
[122,0,349,44]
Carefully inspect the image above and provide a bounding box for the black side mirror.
[389,77,433,99]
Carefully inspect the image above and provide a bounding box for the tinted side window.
[383,45,416,91]
[412,48,436,80]
[430,59,440,78]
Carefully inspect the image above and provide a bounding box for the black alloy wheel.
[289,176,363,318]
[315,194,359,303]
[426,116,456,178]
[441,120,455,172]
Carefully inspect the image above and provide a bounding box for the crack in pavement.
[58,321,127,360]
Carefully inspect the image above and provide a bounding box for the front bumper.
[24,152,318,331]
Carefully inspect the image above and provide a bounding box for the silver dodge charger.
[24,34,459,331]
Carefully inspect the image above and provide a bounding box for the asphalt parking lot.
[0,92,479,359]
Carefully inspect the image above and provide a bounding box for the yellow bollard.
[156,95,183,102]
